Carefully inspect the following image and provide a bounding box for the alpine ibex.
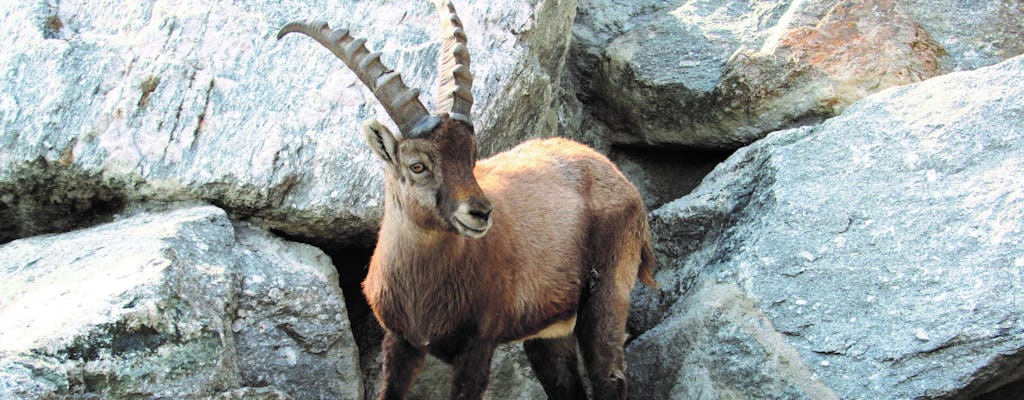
[278,1,655,399]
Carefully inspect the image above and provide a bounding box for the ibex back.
[278,1,655,399]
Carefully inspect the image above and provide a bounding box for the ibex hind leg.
[577,213,644,400]
[576,283,631,400]
[523,336,587,399]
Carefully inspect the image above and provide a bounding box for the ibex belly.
[516,314,577,342]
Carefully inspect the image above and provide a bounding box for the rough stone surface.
[0,0,578,245]
[213,386,295,400]
[901,0,1024,72]
[0,205,361,399]
[232,223,361,400]
[573,0,1024,149]
[629,55,1024,399]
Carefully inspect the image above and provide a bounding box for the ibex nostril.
[469,208,491,221]
[468,198,492,221]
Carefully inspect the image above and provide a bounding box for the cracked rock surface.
[0,205,360,399]
[571,0,1024,149]
[630,55,1024,400]
[0,0,579,245]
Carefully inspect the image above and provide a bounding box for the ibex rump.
[278,2,655,399]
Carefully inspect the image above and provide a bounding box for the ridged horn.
[278,20,440,137]
[433,1,474,125]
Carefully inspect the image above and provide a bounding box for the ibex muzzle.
[431,119,492,239]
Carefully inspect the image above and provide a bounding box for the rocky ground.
[2,0,1022,399]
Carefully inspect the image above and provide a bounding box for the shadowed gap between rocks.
[608,144,733,211]
[0,158,129,244]
[977,379,1024,400]
[970,347,1024,400]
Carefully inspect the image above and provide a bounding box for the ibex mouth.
[452,198,491,238]
[452,197,492,238]
[453,214,491,239]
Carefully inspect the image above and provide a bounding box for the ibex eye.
[409,163,427,174]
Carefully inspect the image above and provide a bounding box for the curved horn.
[433,1,474,124]
[278,20,439,137]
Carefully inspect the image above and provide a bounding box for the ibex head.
[279,1,492,239]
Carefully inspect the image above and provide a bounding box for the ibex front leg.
[449,340,497,400]
[379,331,426,400]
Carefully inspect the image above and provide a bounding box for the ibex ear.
[362,119,399,166]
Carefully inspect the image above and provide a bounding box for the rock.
[0,0,578,245]
[628,284,839,399]
[0,205,360,399]
[599,0,792,148]
[573,0,1024,150]
[628,55,1024,399]
[901,0,1024,71]
[232,224,361,400]
[407,344,545,400]
[213,386,294,400]
[0,206,241,399]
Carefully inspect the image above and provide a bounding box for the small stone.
[915,329,931,341]
[799,251,815,261]
[278,347,299,366]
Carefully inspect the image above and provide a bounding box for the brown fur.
[361,117,655,399]
[278,7,655,398]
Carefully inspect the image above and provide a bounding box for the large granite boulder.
[0,0,578,245]
[232,223,361,399]
[573,0,1024,149]
[0,205,360,399]
[628,55,1024,399]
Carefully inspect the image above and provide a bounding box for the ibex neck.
[380,185,466,254]
[380,215,461,252]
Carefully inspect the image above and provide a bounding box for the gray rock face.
[901,0,1024,71]
[0,205,360,399]
[597,0,790,148]
[573,0,1024,149]
[232,224,361,400]
[629,55,1024,399]
[0,0,577,245]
